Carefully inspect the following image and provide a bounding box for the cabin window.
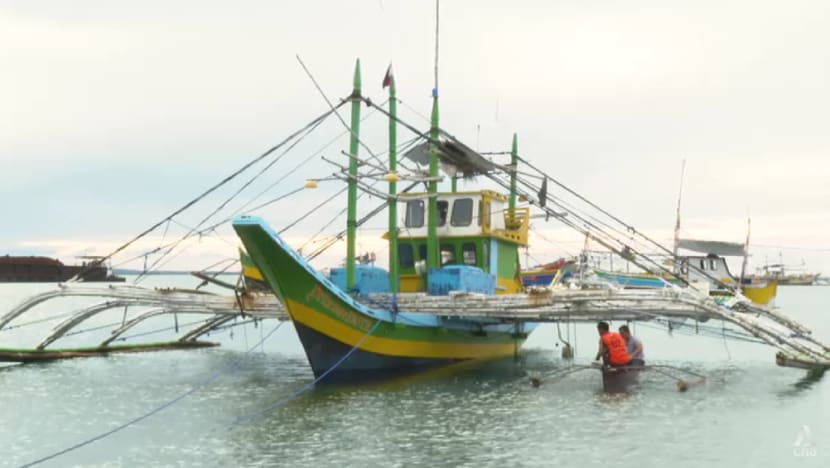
[437,200,449,227]
[699,259,706,270]
[709,258,718,270]
[451,198,474,227]
[681,259,688,275]
[405,200,425,228]
[398,244,414,269]
[440,244,456,266]
[476,201,482,226]
[462,243,477,266]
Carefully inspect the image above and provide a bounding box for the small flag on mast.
[382,64,393,88]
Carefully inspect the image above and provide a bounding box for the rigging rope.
[70,104,343,283]
[19,320,286,468]
[296,54,388,170]
[135,99,387,279]
[137,110,327,280]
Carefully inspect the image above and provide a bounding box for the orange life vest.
[601,332,630,365]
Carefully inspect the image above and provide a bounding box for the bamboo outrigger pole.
[346,59,362,290]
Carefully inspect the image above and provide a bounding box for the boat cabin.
[390,190,529,294]
[678,254,744,287]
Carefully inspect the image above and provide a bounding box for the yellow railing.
[496,207,529,245]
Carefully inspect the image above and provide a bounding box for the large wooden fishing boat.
[228,57,830,384]
[2,58,830,392]
[234,214,535,378]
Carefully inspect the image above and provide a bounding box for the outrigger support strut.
[1,283,829,372]
[0,284,288,362]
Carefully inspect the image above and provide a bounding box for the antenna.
[433,0,440,95]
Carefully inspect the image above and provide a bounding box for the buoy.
[383,172,399,183]
[676,379,688,392]
[530,377,542,387]
[304,179,318,189]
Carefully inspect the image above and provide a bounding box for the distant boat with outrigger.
[588,160,777,306]
[592,239,778,306]
[753,260,821,286]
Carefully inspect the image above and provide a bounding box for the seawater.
[1,276,829,467]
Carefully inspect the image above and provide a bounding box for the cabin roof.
[397,190,507,201]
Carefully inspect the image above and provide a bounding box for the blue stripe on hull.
[293,321,458,380]
[521,274,555,287]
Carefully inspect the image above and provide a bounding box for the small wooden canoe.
[600,365,641,393]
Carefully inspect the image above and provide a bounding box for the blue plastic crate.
[427,265,495,296]
[330,265,390,294]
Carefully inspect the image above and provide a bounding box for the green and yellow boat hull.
[233,216,534,378]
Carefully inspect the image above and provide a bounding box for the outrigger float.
[2,58,829,393]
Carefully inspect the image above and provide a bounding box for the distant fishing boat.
[754,262,820,286]
[520,258,575,288]
[675,250,778,305]
[593,269,676,289]
[593,244,778,306]
[0,255,125,283]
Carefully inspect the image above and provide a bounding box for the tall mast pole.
[387,68,399,292]
[672,159,686,272]
[346,59,362,290]
[739,217,751,294]
[509,133,518,211]
[426,0,440,270]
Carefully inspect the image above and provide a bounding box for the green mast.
[426,0,441,271]
[426,94,440,271]
[387,68,399,292]
[509,133,518,211]
[346,59,362,290]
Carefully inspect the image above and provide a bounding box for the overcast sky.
[2,0,829,275]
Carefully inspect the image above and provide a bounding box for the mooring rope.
[229,319,382,427]
[18,321,285,468]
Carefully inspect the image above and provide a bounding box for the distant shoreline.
[113,269,236,276]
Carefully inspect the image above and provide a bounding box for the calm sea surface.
[1,276,829,467]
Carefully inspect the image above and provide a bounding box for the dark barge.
[0,255,125,283]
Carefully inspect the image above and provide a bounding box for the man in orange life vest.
[594,321,630,366]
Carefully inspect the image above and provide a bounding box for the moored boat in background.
[754,262,820,286]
